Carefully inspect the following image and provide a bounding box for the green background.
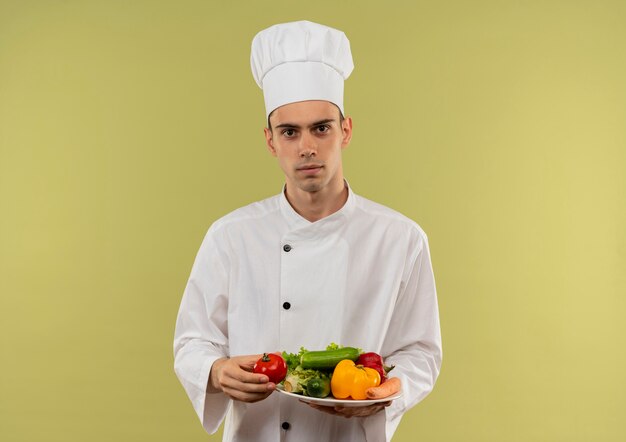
[1,0,624,440]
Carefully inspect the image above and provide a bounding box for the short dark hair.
[267,104,345,131]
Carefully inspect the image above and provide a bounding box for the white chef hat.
[250,20,354,119]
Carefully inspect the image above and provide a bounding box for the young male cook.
[174,20,442,441]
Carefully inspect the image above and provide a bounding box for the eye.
[282,129,296,138]
[315,125,330,134]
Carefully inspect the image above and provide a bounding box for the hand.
[304,401,391,418]
[304,376,401,418]
[208,355,276,403]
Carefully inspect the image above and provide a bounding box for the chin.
[298,181,324,193]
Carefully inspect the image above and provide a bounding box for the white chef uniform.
[173,183,442,441]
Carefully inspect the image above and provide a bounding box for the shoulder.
[207,194,282,236]
[352,193,429,244]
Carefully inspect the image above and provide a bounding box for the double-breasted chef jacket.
[174,183,442,441]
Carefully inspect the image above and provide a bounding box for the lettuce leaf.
[284,366,331,396]
[282,347,308,371]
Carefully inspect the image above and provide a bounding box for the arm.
[174,228,277,434]
[173,230,231,434]
[305,229,440,422]
[380,230,442,429]
[174,229,274,436]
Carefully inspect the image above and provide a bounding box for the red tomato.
[253,353,287,384]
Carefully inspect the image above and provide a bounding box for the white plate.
[275,385,402,407]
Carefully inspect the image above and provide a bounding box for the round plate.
[275,385,402,407]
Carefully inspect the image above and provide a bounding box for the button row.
[282,244,291,311]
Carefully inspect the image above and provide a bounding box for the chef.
[173,20,442,441]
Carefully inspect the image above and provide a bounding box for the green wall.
[1,1,624,440]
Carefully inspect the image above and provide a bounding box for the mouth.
[296,163,324,175]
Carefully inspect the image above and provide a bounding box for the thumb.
[238,354,263,371]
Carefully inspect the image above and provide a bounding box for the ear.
[340,116,353,149]
[264,127,277,157]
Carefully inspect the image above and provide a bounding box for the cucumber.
[300,347,360,369]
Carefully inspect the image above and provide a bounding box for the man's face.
[264,100,352,194]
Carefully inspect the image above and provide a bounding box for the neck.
[284,179,348,223]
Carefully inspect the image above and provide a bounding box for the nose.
[298,132,317,158]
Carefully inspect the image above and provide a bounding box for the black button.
[282,421,290,430]
[283,244,292,252]
[282,302,291,310]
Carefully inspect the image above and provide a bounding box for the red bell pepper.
[356,352,395,383]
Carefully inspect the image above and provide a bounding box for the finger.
[220,374,276,400]
[305,402,343,416]
[223,387,273,403]
[238,371,270,384]
[221,375,275,395]
[334,406,361,417]
[334,404,385,418]
[229,364,269,384]
[308,403,361,419]
[235,354,264,371]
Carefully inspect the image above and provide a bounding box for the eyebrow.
[274,118,336,129]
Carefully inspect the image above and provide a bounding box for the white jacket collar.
[278,180,356,237]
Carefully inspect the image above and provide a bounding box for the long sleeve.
[173,228,232,434]
[380,229,442,437]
